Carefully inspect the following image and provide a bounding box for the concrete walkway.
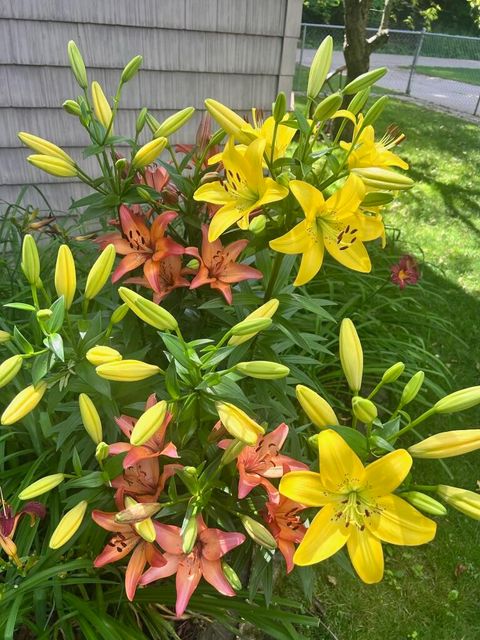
[298,50,480,117]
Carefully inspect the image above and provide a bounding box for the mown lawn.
[285,100,480,640]
[411,65,480,86]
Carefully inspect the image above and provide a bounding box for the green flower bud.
[343,68,387,95]
[136,107,148,135]
[401,491,447,516]
[154,107,195,138]
[307,36,333,100]
[400,371,425,407]
[381,362,405,384]
[21,234,41,286]
[272,92,287,123]
[67,41,88,90]
[181,516,198,554]
[434,386,480,414]
[222,561,242,590]
[362,95,389,127]
[313,92,343,121]
[351,396,377,423]
[240,515,277,549]
[235,361,289,380]
[121,55,143,83]
[62,99,82,116]
[230,317,272,337]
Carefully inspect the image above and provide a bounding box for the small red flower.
[262,497,306,573]
[390,254,420,289]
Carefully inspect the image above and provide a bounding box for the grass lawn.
[286,100,480,639]
[411,65,480,86]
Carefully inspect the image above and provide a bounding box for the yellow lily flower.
[340,115,408,171]
[194,137,288,241]
[280,429,436,583]
[270,176,382,285]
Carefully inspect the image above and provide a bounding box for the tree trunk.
[343,0,372,83]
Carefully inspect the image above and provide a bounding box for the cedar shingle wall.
[0,0,302,209]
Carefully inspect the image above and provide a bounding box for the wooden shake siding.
[0,0,302,209]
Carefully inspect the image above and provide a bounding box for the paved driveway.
[298,50,480,116]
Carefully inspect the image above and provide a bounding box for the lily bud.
[339,318,363,394]
[230,317,272,337]
[433,386,480,414]
[110,303,129,325]
[146,113,161,134]
[86,345,123,366]
[115,501,161,524]
[49,500,88,549]
[313,92,343,121]
[348,88,370,115]
[96,360,160,383]
[1,382,48,425]
[18,473,65,500]
[437,485,480,520]
[124,497,156,542]
[351,167,414,191]
[362,95,389,127]
[21,234,41,285]
[400,371,424,407]
[228,299,279,346]
[27,154,77,177]
[136,107,148,135]
[95,441,109,463]
[79,393,102,444]
[216,402,264,445]
[272,92,287,122]
[121,55,143,83]
[55,245,76,309]
[204,98,253,145]
[84,244,116,300]
[118,287,178,331]
[18,132,73,163]
[401,491,447,516]
[132,138,168,169]
[62,99,82,116]
[343,67,387,95]
[67,40,88,89]
[1,535,20,566]
[307,35,333,100]
[0,330,11,343]
[408,429,480,459]
[220,439,247,465]
[234,361,290,380]
[240,515,277,549]
[296,384,338,430]
[0,355,23,389]
[36,309,52,320]
[130,400,168,446]
[91,81,112,129]
[222,561,242,590]
[154,107,195,138]
[381,362,405,384]
[181,515,198,554]
[248,214,267,234]
[351,396,377,423]
[115,158,127,172]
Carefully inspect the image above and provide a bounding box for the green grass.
[411,65,480,86]
[285,100,480,639]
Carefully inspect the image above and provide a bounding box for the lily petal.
[201,557,236,596]
[366,494,437,546]
[293,503,350,566]
[362,449,412,497]
[280,471,339,507]
[317,429,365,493]
[175,557,202,617]
[346,525,384,584]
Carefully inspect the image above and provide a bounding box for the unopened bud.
[115,501,161,523]
[230,317,272,337]
[136,107,148,135]
[0,330,11,343]
[343,68,387,95]
[1,382,47,425]
[400,371,424,407]
[307,35,333,100]
[19,473,65,500]
[132,137,168,169]
[21,234,41,286]
[348,88,370,115]
[0,355,23,389]
[95,441,110,463]
[401,491,447,516]
[339,318,363,394]
[130,400,168,446]
[204,98,253,145]
[115,158,127,172]
[296,384,338,430]
[351,396,377,423]
[146,113,161,134]
[240,515,277,549]
[351,167,414,191]
[181,516,198,554]
[118,287,178,331]
[362,95,389,127]
[79,393,102,444]
[96,359,160,383]
[249,214,267,234]
[121,55,143,83]
[91,81,112,129]
[154,107,195,138]
[124,497,156,542]
[63,99,82,116]
[235,361,289,380]
[86,345,123,366]
[434,386,480,414]
[84,244,116,300]
[408,429,480,459]
[36,308,52,320]
[67,41,88,90]
[313,92,343,121]
[272,92,287,122]
[381,362,405,384]
[222,561,242,590]
[49,500,88,549]
[437,485,480,520]
[110,303,129,325]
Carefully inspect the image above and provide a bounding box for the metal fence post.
[406,28,425,96]
[474,94,480,116]
[298,23,307,71]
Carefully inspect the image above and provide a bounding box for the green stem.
[264,252,284,301]
[391,408,436,441]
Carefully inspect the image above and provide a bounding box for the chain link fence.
[296,24,480,116]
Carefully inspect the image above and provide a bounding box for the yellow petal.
[326,174,364,218]
[256,177,289,207]
[347,525,384,584]
[193,181,230,205]
[362,449,412,497]
[269,221,312,255]
[208,204,243,241]
[366,494,437,546]
[293,504,350,566]
[317,429,365,493]
[216,401,264,445]
[294,243,324,286]
[290,180,325,219]
[280,471,339,506]
[324,232,371,273]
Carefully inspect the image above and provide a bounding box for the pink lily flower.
[262,497,306,573]
[92,508,166,601]
[219,423,308,503]
[138,164,170,193]
[95,206,184,292]
[188,224,262,304]
[0,500,46,567]
[140,515,245,617]
[125,254,191,302]
[109,394,178,469]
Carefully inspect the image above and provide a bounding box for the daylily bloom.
[126,255,191,302]
[0,499,46,567]
[95,206,184,293]
[270,176,383,285]
[109,394,178,468]
[92,508,166,600]
[112,457,182,506]
[140,515,245,617]
[188,224,262,303]
[262,496,306,573]
[280,429,437,583]
[340,117,408,172]
[138,164,170,194]
[390,254,420,289]
[219,423,308,503]
[193,137,288,241]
